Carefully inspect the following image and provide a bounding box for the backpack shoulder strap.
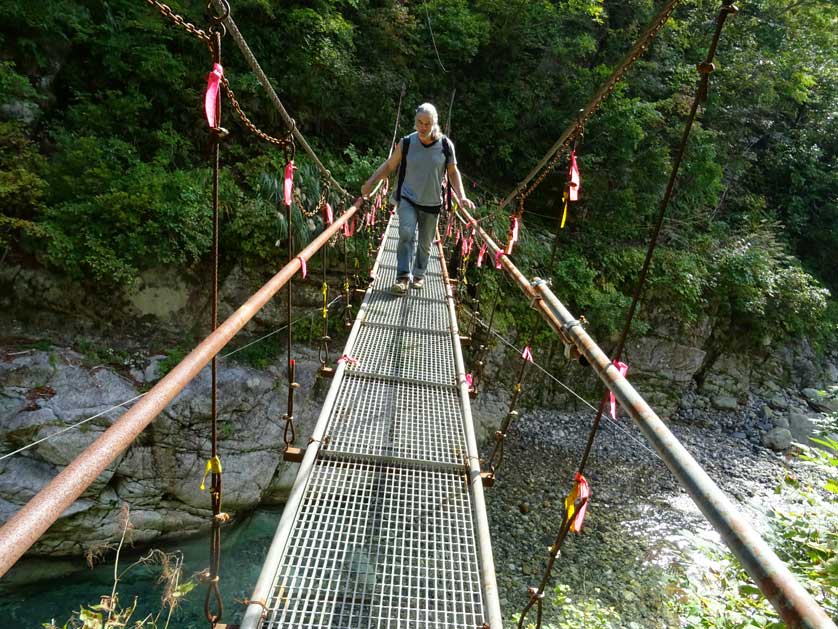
[441,136,451,164]
[396,135,411,202]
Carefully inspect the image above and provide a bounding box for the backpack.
[395,134,452,203]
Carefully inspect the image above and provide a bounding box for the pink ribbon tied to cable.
[505,216,519,255]
[337,355,359,366]
[297,256,307,279]
[476,242,488,267]
[567,472,590,533]
[568,150,581,202]
[609,360,629,419]
[494,250,505,269]
[521,345,534,363]
[204,63,223,128]
[283,161,294,207]
[465,373,474,388]
[323,202,334,225]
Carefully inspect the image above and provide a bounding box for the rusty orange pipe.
[0,199,362,578]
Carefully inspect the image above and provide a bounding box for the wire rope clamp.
[480,471,495,488]
[209,126,230,141]
[318,365,335,378]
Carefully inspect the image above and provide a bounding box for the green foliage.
[707,221,831,341]
[0,121,48,247]
[0,0,833,354]
[669,435,838,625]
[515,583,622,629]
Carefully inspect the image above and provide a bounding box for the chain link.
[146,0,294,150]
[145,0,211,44]
[220,77,293,148]
[521,1,680,200]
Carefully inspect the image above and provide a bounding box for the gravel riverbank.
[482,401,834,628]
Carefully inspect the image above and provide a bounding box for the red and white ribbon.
[204,63,223,128]
[323,202,333,225]
[337,355,359,366]
[297,256,307,278]
[465,373,474,388]
[609,360,629,419]
[494,250,504,269]
[522,345,534,363]
[506,216,519,255]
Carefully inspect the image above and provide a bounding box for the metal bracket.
[283,446,305,463]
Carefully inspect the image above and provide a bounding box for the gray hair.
[415,102,442,140]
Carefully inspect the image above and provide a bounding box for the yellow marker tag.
[561,192,569,229]
[322,282,329,318]
[200,456,222,491]
[564,486,577,522]
[514,383,522,394]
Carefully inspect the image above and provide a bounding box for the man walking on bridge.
[362,102,475,295]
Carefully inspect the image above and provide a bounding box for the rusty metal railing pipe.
[454,206,563,332]
[454,204,834,627]
[0,199,363,578]
[530,279,835,629]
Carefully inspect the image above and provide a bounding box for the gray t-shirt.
[399,132,457,207]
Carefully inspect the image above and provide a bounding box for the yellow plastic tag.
[561,192,569,229]
[200,456,222,491]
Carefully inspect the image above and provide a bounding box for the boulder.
[762,428,792,451]
[801,388,838,414]
[0,347,325,556]
[711,396,739,412]
[787,412,815,444]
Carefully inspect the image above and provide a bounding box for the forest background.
[0,0,836,362]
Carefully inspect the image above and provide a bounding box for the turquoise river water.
[0,508,283,627]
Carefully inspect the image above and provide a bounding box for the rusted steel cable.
[498,0,684,211]
[203,25,226,627]
[282,150,300,452]
[318,184,334,377]
[577,0,738,479]
[518,5,741,627]
[516,497,589,629]
[207,0,350,198]
[484,337,532,478]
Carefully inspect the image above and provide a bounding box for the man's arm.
[447,163,476,210]
[361,142,402,198]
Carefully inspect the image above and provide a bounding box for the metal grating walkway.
[242,214,500,628]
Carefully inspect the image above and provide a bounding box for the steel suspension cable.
[576,0,738,478]
[204,23,226,627]
[517,5,739,626]
[207,0,350,198]
[497,0,684,212]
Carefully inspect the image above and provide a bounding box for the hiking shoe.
[391,278,409,295]
[411,277,425,290]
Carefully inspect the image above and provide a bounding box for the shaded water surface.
[0,508,282,627]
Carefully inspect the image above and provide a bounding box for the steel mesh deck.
[263,460,485,629]
[323,374,467,465]
[254,213,491,628]
[372,265,447,301]
[363,290,450,332]
[347,326,455,385]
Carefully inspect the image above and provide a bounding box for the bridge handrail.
[0,199,363,579]
[455,204,837,629]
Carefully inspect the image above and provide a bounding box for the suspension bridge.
[0,0,835,628]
